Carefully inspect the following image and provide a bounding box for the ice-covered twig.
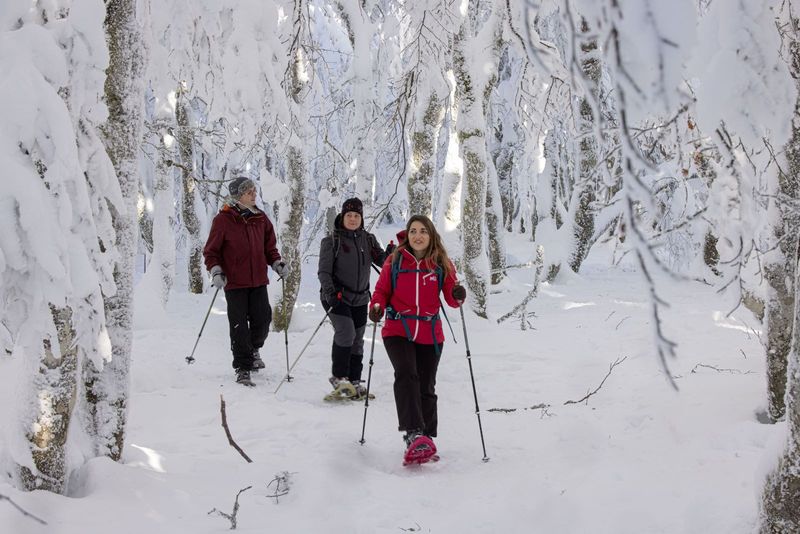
[208,486,252,530]
[266,472,293,504]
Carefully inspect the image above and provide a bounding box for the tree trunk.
[175,86,204,294]
[568,19,600,274]
[19,306,78,493]
[408,92,445,217]
[760,236,800,532]
[153,132,176,305]
[273,2,308,331]
[453,7,501,318]
[89,0,147,460]
[764,25,800,422]
[273,146,305,331]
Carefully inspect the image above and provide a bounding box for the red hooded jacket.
[369,247,460,345]
[203,205,281,290]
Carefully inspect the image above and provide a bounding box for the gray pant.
[324,302,367,380]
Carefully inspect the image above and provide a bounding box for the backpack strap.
[387,253,445,355]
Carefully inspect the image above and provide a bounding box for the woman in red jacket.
[368,215,466,462]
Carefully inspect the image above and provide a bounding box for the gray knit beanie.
[229,177,255,199]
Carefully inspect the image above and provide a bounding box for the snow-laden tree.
[760,3,800,530]
[0,0,119,491]
[336,1,380,206]
[397,0,455,218]
[89,0,148,461]
[273,0,311,332]
[452,1,503,318]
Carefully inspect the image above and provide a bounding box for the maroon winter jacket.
[369,247,460,345]
[203,205,281,290]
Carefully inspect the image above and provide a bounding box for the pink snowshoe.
[403,435,439,466]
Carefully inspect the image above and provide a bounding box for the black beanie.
[341,197,363,217]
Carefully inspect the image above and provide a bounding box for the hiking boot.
[236,369,254,386]
[329,376,351,389]
[328,376,356,398]
[252,350,265,370]
[403,429,424,448]
[351,380,368,398]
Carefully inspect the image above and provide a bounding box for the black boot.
[236,368,254,386]
[252,349,265,370]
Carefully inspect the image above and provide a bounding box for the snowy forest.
[3,0,800,532]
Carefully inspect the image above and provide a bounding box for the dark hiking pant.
[322,300,367,382]
[225,285,271,370]
[384,336,442,437]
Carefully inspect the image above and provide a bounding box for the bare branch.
[564,356,628,405]
[219,395,253,463]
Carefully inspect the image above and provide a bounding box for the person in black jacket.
[318,198,390,398]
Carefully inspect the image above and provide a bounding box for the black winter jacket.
[318,214,387,306]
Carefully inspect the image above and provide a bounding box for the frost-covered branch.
[208,486,252,530]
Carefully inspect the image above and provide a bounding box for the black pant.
[225,285,271,370]
[384,336,442,437]
[323,300,368,381]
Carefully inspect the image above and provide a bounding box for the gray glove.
[210,265,227,290]
[272,259,289,278]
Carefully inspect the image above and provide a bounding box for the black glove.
[368,304,383,323]
[326,291,344,310]
[452,284,466,301]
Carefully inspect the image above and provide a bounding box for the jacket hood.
[395,229,407,244]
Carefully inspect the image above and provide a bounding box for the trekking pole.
[186,288,220,364]
[459,304,489,462]
[281,278,293,383]
[359,308,380,445]
[273,309,331,394]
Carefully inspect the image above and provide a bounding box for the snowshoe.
[403,435,438,466]
[323,377,357,401]
[236,369,255,387]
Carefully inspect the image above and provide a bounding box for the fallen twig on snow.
[219,395,253,463]
[208,485,252,530]
[563,356,627,405]
[0,493,47,525]
[266,472,292,503]
[690,363,754,375]
[488,403,551,414]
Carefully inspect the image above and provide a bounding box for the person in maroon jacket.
[203,177,289,386]
[368,215,466,460]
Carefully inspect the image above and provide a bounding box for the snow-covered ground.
[0,242,777,533]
